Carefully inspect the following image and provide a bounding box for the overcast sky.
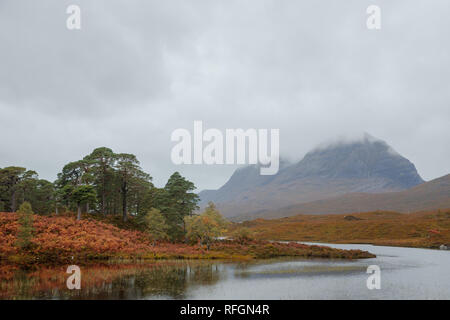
[1,0,449,191]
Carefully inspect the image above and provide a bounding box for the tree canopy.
[0,167,52,213]
[185,202,229,249]
[0,147,202,240]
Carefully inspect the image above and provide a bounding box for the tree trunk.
[101,166,106,215]
[122,199,127,222]
[183,220,187,243]
[102,192,106,215]
[11,190,16,212]
[86,202,89,213]
[136,196,140,216]
[122,182,127,222]
[55,205,59,215]
[77,205,81,221]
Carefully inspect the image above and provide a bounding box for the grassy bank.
[237,209,450,249]
[0,212,374,266]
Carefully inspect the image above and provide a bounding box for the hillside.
[233,174,450,221]
[238,209,450,249]
[0,213,374,264]
[200,134,424,218]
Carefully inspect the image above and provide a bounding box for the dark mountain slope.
[232,174,450,221]
[199,134,424,217]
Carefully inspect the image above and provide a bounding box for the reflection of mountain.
[199,134,425,218]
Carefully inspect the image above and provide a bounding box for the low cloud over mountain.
[199,135,425,218]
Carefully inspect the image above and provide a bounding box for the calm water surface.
[1,243,449,299]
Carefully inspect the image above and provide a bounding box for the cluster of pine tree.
[0,147,200,240]
[0,167,53,214]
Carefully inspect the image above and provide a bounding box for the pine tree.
[72,185,97,220]
[163,172,200,240]
[142,208,169,244]
[16,201,34,249]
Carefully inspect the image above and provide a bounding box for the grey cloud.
[0,0,449,191]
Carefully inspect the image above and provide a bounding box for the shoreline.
[1,240,376,267]
[1,212,375,267]
[272,239,448,251]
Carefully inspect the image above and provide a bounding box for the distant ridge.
[199,134,425,218]
[232,174,450,221]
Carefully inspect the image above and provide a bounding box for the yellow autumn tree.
[185,202,228,250]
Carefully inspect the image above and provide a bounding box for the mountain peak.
[199,135,425,217]
[297,134,423,187]
[310,133,394,154]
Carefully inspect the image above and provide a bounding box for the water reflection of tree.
[134,262,223,299]
[0,261,223,300]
